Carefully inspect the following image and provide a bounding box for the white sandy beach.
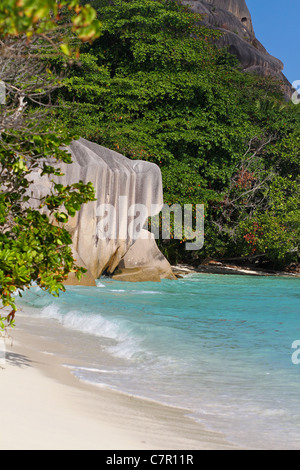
[0,317,239,451]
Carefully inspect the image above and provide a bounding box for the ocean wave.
[40,304,146,361]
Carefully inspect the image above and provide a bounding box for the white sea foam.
[96,281,106,288]
[131,290,162,295]
[39,304,145,361]
[63,364,114,374]
[41,304,62,321]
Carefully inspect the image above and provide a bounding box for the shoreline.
[0,316,240,450]
[172,263,300,278]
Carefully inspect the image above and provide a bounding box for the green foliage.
[0,0,100,330]
[0,0,102,43]
[0,124,96,327]
[56,0,300,268]
[237,177,300,267]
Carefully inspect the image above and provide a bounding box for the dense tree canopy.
[56,0,300,268]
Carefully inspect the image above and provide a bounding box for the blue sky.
[246,0,299,85]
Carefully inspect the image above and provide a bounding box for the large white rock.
[27,138,175,284]
[113,229,177,282]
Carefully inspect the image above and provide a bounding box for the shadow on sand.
[4,352,33,368]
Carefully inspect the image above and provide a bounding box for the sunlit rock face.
[182,0,292,97]
[28,138,176,285]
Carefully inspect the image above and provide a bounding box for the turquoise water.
[18,274,300,449]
